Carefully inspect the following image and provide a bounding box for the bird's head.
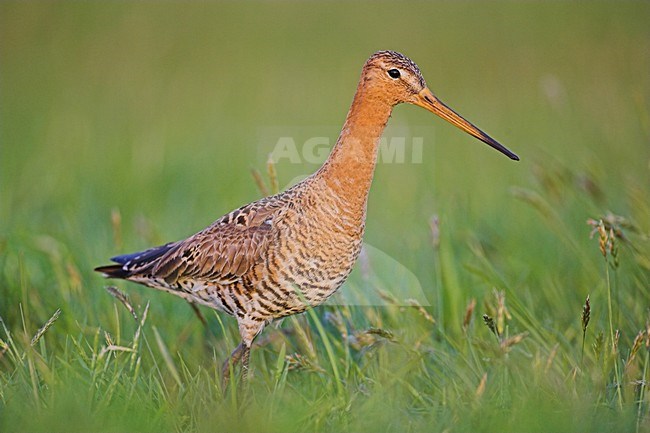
[363,50,519,161]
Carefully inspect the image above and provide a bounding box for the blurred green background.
[1,2,649,432]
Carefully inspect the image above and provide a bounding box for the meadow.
[1,2,649,432]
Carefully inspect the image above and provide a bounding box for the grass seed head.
[483,314,499,339]
[463,298,477,331]
[324,311,348,340]
[377,288,400,306]
[581,295,591,333]
[30,308,61,347]
[349,327,396,351]
[603,211,637,240]
[613,329,620,354]
[588,213,633,265]
[250,168,269,196]
[104,331,115,347]
[364,327,396,341]
[0,337,8,357]
[510,187,554,220]
[587,218,610,258]
[608,228,619,268]
[598,220,608,258]
[629,330,645,364]
[475,373,487,399]
[285,352,325,373]
[494,289,510,335]
[593,331,604,359]
[106,286,138,322]
[500,332,528,352]
[406,299,435,324]
[266,154,279,194]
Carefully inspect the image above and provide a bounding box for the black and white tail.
[94,242,176,279]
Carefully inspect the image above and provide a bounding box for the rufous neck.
[316,80,394,205]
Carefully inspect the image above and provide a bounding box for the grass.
[1,1,650,432]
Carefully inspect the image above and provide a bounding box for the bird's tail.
[94,264,131,279]
[95,242,177,280]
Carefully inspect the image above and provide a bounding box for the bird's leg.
[221,342,244,390]
[186,300,208,329]
[240,343,251,382]
[221,318,265,390]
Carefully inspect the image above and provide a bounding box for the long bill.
[414,88,519,161]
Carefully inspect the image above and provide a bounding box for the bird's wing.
[121,197,288,285]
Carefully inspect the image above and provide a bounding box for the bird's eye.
[387,69,401,79]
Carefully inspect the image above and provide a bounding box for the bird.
[95,50,519,384]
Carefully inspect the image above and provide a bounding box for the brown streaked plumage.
[95,50,519,384]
